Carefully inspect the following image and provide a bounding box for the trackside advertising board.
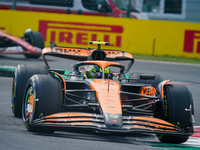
[0,10,200,59]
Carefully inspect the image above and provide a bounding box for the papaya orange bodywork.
[90,79,122,114]
[46,112,93,118]
[45,112,93,125]
[22,41,193,138]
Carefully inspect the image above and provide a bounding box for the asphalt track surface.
[0,54,200,150]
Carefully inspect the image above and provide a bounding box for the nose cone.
[90,79,123,128]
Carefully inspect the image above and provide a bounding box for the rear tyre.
[129,72,163,89]
[11,64,47,117]
[23,31,44,58]
[157,85,194,144]
[22,75,62,133]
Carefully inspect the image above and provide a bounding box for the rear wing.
[42,41,134,73]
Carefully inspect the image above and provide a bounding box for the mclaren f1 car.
[11,41,194,144]
[0,29,44,58]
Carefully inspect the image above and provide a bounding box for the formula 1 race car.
[0,29,44,58]
[11,41,194,144]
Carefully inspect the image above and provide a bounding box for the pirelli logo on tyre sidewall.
[39,20,123,47]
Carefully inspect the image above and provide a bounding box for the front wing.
[33,112,192,136]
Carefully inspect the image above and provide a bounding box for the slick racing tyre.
[129,72,163,89]
[157,84,194,144]
[22,75,62,133]
[23,30,44,58]
[12,64,47,117]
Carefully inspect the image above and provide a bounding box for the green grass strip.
[132,54,200,64]
[0,66,15,77]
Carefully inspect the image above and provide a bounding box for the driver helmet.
[88,65,110,79]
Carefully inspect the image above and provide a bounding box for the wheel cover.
[24,87,34,122]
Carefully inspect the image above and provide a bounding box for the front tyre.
[157,85,194,144]
[22,75,62,133]
[11,64,47,117]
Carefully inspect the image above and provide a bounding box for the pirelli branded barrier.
[0,10,200,59]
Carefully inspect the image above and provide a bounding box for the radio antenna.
[108,80,110,92]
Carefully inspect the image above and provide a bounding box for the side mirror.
[140,74,155,80]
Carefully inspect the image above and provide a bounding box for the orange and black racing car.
[11,41,194,144]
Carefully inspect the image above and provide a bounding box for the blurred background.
[0,0,199,23]
[0,0,200,59]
